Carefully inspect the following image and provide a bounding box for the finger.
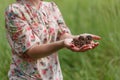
[80,46,92,52]
[80,46,91,52]
[80,43,99,52]
[79,44,88,50]
[80,33,101,40]
[91,34,101,40]
[70,44,75,48]
[92,42,99,49]
[79,44,91,52]
[72,46,80,51]
[87,41,99,49]
[79,42,96,51]
[90,41,95,47]
[80,43,97,52]
[71,44,88,52]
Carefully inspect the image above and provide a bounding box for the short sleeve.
[51,2,71,37]
[5,5,41,56]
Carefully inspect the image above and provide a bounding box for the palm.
[64,33,101,52]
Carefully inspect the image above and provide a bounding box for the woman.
[5,0,101,80]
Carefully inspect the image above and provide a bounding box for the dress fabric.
[5,0,71,80]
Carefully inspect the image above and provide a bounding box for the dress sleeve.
[5,5,41,56]
[51,2,71,38]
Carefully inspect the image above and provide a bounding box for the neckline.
[22,0,43,10]
[36,1,42,10]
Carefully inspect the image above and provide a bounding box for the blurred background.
[0,0,120,80]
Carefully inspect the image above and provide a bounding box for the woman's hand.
[64,38,94,52]
[79,33,101,40]
[64,33,101,52]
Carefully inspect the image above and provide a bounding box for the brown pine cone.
[85,35,92,44]
[72,35,92,48]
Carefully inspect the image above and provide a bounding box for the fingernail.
[70,44,74,47]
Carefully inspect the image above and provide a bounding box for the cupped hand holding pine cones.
[64,33,101,52]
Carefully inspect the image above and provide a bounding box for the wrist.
[59,40,65,48]
[72,35,79,39]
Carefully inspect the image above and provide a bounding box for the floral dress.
[5,0,71,80]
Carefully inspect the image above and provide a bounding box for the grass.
[0,0,120,80]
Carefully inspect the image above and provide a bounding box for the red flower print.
[31,35,35,39]
[11,70,15,75]
[49,28,54,34]
[16,59,21,64]
[34,74,41,78]
[56,78,59,80]
[33,22,38,27]
[44,29,47,33]
[27,26,31,30]
[42,70,46,75]
[49,65,52,70]
[21,16,26,20]
[26,42,30,47]
[33,13,37,17]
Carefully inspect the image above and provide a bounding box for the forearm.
[26,40,64,59]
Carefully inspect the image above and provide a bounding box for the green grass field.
[0,0,120,80]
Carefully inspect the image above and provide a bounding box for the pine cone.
[72,35,92,48]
